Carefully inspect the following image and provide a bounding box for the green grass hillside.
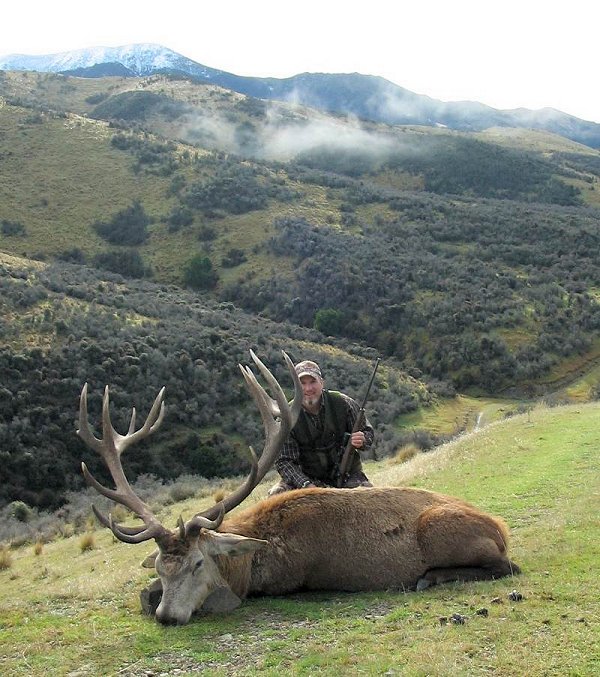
[1,403,598,675]
[2,73,599,401]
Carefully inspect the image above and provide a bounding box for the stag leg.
[416,559,520,590]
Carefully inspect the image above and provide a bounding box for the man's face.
[300,375,324,408]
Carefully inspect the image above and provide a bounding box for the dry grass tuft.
[388,443,420,465]
[0,544,13,570]
[79,532,96,553]
[213,488,227,504]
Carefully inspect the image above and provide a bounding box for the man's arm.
[275,434,316,488]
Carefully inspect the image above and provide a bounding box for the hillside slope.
[1,75,600,394]
[0,251,428,508]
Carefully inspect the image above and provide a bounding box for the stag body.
[223,487,516,596]
[152,486,518,623]
[78,351,519,626]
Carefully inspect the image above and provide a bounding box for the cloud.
[177,99,401,163]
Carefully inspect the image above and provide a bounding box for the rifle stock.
[336,358,380,487]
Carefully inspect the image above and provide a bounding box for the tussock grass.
[78,532,95,553]
[388,442,420,465]
[0,544,13,570]
[1,403,599,675]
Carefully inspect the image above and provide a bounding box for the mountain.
[1,43,599,148]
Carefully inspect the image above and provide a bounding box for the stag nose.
[155,609,191,626]
[155,603,192,626]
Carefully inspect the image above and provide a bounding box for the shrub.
[9,500,33,523]
[183,255,218,290]
[198,225,217,241]
[167,206,194,232]
[168,482,197,503]
[92,249,149,278]
[221,248,247,268]
[92,201,150,245]
[56,247,86,264]
[1,219,26,236]
[314,308,345,336]
[85,92,109,105]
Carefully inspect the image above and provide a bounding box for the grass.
[1,402,599,675]
[396,393,519,436]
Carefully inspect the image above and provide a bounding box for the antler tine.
[185,502,226,537]
[197,351,302,522]
[78,383,103,453]
[90,504,165,543]
[78,384,170,544]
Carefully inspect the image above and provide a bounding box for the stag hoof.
[416,577,431,591]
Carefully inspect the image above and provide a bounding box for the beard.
[303,395,321,408]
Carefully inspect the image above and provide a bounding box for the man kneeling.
[269,359,374,494]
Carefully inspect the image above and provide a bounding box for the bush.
[9,500,33,523]
[167,206,194,232]
[314,308,345,335]
[56,248,86,264]
[93,249,149,278]
[183,255,218,290]
[1,219,26,236]
[221,248,247,268]
[92,201,150,246]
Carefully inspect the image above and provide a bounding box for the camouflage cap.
[294,360,323,380]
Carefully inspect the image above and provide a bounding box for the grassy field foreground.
[1,402,598,676]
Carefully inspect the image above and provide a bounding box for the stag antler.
[78,383,173,543]
[78,350,302,542]
[187,349,302,528]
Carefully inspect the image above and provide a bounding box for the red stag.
[78,351,520,625]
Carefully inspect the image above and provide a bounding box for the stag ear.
[141,549,158,568]
[205,531,268,558]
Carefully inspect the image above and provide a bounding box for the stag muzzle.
[155,596,195,626]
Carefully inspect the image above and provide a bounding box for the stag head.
[78,350,302,625]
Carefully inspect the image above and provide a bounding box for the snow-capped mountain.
[1,43,599,148]
[0,43,218,79]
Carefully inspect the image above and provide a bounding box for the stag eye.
[193,559,204,572]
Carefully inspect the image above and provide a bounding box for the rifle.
[336,357,380,487]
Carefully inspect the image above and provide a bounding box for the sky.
[2,0,599,124]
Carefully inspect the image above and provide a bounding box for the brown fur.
[214,486,519,598]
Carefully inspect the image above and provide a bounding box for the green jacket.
[291,390,359,483]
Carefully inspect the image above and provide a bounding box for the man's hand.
[351,431,366,448]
